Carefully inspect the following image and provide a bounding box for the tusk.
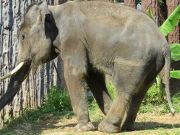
[10,62,25,75]
[0,62,25,80]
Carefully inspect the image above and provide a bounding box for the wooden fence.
[0,0,66,127]
[0,0,179,127]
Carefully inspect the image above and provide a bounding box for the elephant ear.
[36,0,49,23]
[44,12,59,41]
[36,0,58,41]
[44,17,59,43]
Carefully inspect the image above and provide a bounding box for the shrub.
[143,83,164,105]
[41,86,72,114]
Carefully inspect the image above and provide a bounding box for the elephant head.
[0,1,59,110]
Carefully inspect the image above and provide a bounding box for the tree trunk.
[124,0,136,8]
[166,0,180,95]
[166,0,179,44]
[142,0,159,25]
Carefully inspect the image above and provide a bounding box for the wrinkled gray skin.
[0,1,175,133]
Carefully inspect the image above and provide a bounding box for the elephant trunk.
[0,61,31,111]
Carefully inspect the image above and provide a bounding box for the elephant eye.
[22,34,25,40]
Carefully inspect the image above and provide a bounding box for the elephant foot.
[75,122,96,131]
[98,119,120,133]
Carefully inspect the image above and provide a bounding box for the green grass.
[0,87,73,132]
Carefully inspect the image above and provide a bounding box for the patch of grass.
[0,87,73,134]
[143,83,164,105]
[140,88,180,113]
[172,93,180,111]
[106,81,117,99]
[88,99,103,122]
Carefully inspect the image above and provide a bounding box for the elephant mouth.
[0,60,31,110]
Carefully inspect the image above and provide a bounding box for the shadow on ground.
[134,122,180,131]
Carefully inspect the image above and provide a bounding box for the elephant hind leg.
[98,63,147,133]
[122,72,157,131]
[122,58,163,131]
[86,69,112,115]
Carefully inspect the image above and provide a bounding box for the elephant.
[0,1,175,133]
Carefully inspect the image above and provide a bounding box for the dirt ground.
[4,113,180,135]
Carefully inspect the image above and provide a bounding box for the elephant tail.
[163,43,175,115]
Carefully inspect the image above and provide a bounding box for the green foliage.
[143,83,164,105]
[88,98,103,121]
[158,0,164,5]
[160,6,180,36]
[172,93,180,112]
[3,109,42,127]
[169,44,180,79]
[139,104,155,113]
[136,0,141,4]
[170,44,180,61]
[159,6,180,79]
[140,83,165,113]
[170,70,180,79]
[159,92,180,113]
[146,8,155,20]
[140,84,180,113]
[106,81,117,99]
[41,86,72,114]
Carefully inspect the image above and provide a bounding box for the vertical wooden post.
[166,0,179,44]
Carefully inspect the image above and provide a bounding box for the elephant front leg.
[64,65,95,131]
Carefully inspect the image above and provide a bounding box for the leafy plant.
[136,0,141,4]
[106,81,117,99]
[170,70,180,79]
[170,43,180,61]
[160,6,180,36]
[41,86,72,114]
[160,6,180,79]
[146,8,155,20]
[143,83,164,105]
